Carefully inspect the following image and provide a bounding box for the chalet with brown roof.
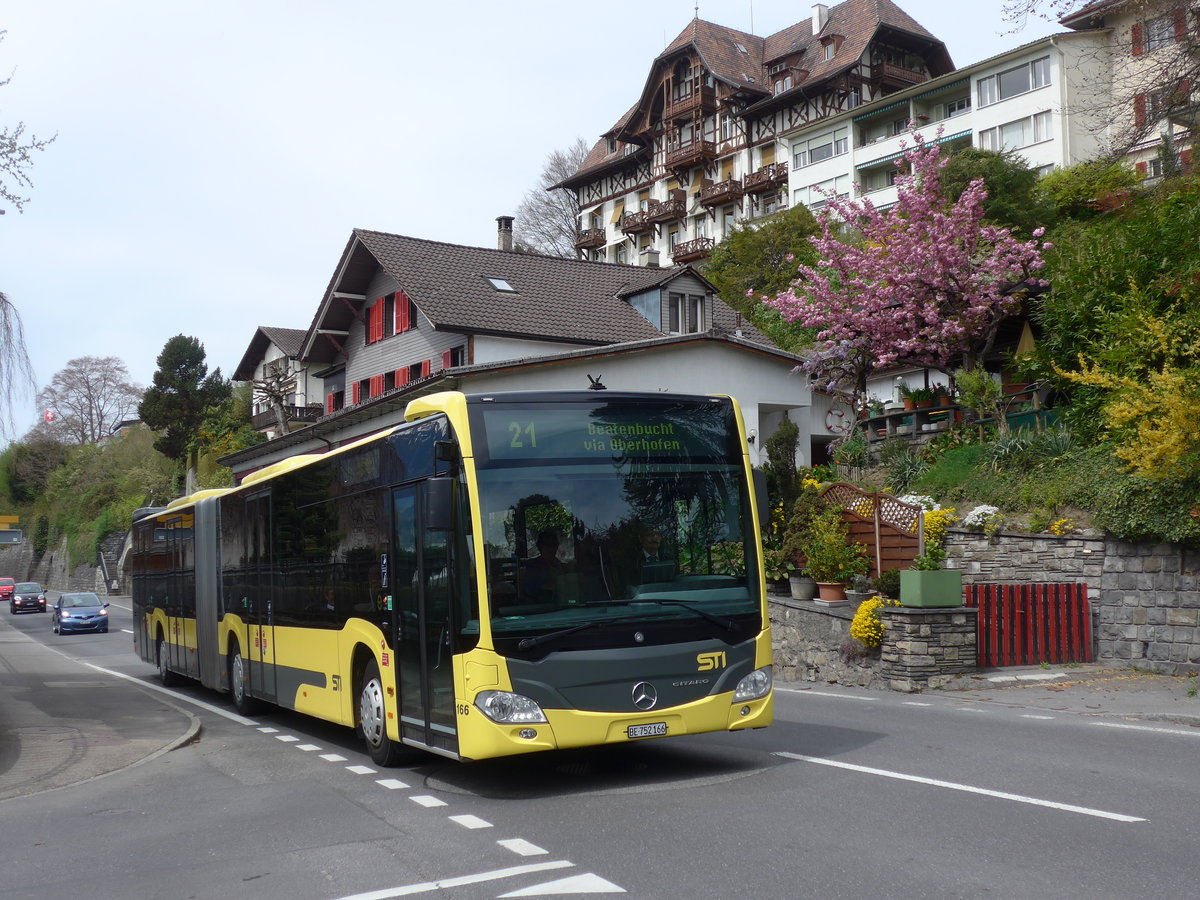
[221,221,826,479]
[558,0,951,266]
[233,325,325,438]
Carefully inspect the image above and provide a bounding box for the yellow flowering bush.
[849,594,902,649]
[922,507,958,544]
[1047,517,1075,536]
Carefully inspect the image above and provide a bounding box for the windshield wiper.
[587,599,736,632]
[516,613,657,650]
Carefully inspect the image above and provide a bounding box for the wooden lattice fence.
[819,483,922,577]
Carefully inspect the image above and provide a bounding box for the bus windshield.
[471,396,761,657]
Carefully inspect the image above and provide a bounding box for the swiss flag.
[44,409,56,424]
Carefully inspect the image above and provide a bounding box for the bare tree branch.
[0,30,56,214]
[0,290,36,438]
[514,137,591,258]
[36,356,143,444]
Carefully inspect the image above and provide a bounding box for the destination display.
[473,399,739,464]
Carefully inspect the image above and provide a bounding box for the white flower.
[898,494,939,511]
[963,505,1000,528]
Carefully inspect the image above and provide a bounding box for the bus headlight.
[733,666,772,702]
[474,690,548,724]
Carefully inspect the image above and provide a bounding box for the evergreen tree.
[139,336,231,481]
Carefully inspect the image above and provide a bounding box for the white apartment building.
[787,32,1110,214]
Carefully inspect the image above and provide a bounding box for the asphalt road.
[3,601,1199,899]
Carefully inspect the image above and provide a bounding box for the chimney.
[496,215,514,252]
[813,3,829,35]
[641,248,661,268]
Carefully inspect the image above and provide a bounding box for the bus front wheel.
[358,658,403,767]
[228,645,262,716]
[156,635,181,687]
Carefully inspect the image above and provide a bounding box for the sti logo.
[696,651,727,672]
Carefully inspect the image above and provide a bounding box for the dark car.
[0,577,14,602]
[51,592,110,634]
[10,581,46,614]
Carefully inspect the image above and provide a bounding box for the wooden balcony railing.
[645,196,685,223]
[252,405,322,431]
[870,62,928,87]
[620,210,654,234]
[665,140,717,169]
[743,162,789,194]
[670,236,715,263]
[698,178,744,207]
[574,227,606,250]
[664,85,717,122]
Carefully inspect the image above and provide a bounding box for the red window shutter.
[1181,149,1193,174]
[396,368,409,387]
[1174,7,1187,42]
[326,393,335,414]
[1133,93,1147,129]
[441,349,453,370]
[375,301,386,342]
[351,383,361,404]
[421,359,431,377]
[1131,22,1144,55]
[1136,161,1148,175]
[395,291,410,333]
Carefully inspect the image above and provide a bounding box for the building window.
[824,42,835,61]
[485,276,516,292]
[793,128,848,168]
[722,206,736,236]
[773,73,793,94]
[1145,14,1175,52]
[977,56,1050,107]
[667,292,705,334]
[366,298,385,345]
[395,290,416,334]
[801,174,851,208]
[944,96,970,118]
[693,215,707,238]
[615,244,628,264]
[979,110,1052,151]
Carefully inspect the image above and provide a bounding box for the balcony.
[698,178,744,207]
[870,62,928,89]
[252,404,323,432]
[664,85,717,122]
[665,140,717,169]
[574,227,606,250]
[670,237,715,263]
[645,194,686,223]
[620,209,654,234]
[743,162,789,194]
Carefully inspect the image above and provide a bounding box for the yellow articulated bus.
[131,390,773,763]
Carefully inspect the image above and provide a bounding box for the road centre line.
[1091,721,1200,738]
[774,752,1146,823]
[332,860,575,900]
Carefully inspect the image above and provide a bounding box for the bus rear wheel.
[358,658,403,767]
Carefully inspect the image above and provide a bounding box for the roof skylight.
[485,276,516,292]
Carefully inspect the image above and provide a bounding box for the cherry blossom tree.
[765,133,1051,407]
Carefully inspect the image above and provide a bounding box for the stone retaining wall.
[946,529,1200,676]
[768,596,886,688]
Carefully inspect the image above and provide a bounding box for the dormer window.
[485,277,516,292]
[667,292,705,334]
[824,42,835,61]
[606,137,617,153]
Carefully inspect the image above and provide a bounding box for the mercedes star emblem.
[632,681,658,710]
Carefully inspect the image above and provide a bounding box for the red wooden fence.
[963,583,1093,667]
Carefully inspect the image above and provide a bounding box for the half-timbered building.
[557,0,953,266]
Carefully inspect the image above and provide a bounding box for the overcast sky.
[0,0,1060,437]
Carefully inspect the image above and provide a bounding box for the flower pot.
[900,569,963,608]
[844,589,872,609]
[815,582,848,606]
[789,574,818,600]
[902,397,915,411]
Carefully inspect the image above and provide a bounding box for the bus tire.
[156,634,181,687]
[228,644,262,716]
[358,658,403,767]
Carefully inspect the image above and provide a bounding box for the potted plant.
[796,506,869,606]
[780,478,830,600]
[908,386,937,409]
[900,507,963,607]
[845,573,874,607]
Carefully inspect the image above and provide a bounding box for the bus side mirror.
[425,477,454,532]
[752,469,768,528]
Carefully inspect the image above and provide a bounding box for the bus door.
[246,491,276,703]
[392,483,458,754]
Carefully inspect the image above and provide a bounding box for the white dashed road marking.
[332,860,575,900]
[411,795,447,808]
[498,839,549,857]
[376,778,409,790]
[449,814,492,830]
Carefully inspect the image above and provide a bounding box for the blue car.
[51,592,110,635]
